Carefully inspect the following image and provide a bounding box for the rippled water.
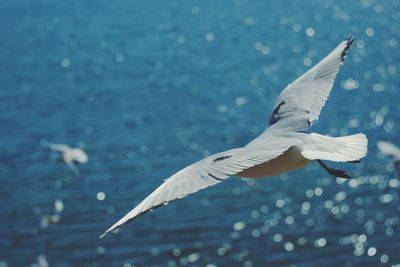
[1,0,400,266]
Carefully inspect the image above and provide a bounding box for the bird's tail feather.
[300,133,368,162]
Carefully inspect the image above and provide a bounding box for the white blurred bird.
[377,140,400,169]
[31,255,49,267]
[48,143,88,176]
[100,37,368,238]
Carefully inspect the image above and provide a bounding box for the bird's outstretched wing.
[100,137,300,238]
[48,143,71,153]
[268,37,355,131]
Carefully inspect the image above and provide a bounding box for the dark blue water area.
[1,0,400,266]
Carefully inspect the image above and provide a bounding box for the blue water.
[1,0,400,266]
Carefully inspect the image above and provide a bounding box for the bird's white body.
[62,148,88,164]
[240,131,367,178]
[100,37,368,238]
[238,146,309,178]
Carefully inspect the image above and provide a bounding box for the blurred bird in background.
[377,140,400,173]
[45,142,88,176]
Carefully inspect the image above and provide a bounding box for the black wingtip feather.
[341,35,356,62]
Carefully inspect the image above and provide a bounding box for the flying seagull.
[100,37,367,238]
[377,140,400,170]
[48,143,88,176]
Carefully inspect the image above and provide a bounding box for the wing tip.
[341,35,356,62]
[98,225,117,239]
[99,221,122,239]
[98,232,108,239]
[98,201,168,239]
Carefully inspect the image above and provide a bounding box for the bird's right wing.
[377,141,400,160]
[268,37,355,131]
[100,137,300,238]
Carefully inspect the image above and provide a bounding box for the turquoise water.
[1,0,399,266]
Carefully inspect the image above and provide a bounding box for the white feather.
[300,133,368,162]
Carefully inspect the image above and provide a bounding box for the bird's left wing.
[48,144,71,153]
[100,138,300,238]
[268,37,355,131]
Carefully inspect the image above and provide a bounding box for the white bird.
[377,140,400,172]
[48,143,88,176]
[31,255,49,267]
[100,37,368,238]
[377,140,400,161]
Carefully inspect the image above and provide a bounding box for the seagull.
[100,37,367,238]
[377,140,400,170]
[48,143,88,176]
